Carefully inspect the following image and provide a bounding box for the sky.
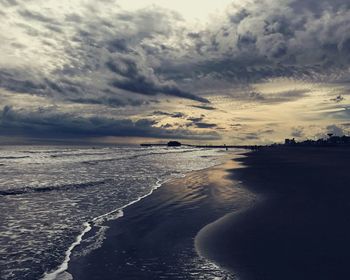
[0,0,350,145]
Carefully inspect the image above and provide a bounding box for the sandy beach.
[65,147,350,280]
[67,155,256,279]
[197,147,350,280]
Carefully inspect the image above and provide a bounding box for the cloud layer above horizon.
[1,0,350,144]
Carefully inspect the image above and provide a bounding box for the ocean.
[0,145,230,280]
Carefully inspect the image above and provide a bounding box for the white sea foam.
[41,222,92,280]
[92,179,163,224]
[41,179,165,280]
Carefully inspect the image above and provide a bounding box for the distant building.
[281,133,350,147]
[167,141,181,147]
[341,135,350,144]
[285,138,296,145]
[328,135,350,145]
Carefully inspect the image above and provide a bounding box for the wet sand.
[67,157,256,279]
[196,147,350,280]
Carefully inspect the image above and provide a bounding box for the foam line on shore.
[40,178,172,280]
[41,222,92,280]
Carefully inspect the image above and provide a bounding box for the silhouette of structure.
[284,138,296,145]
[167,141,182,147]
[284,134,350,147]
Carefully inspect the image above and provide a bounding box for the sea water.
[0,145,230,280]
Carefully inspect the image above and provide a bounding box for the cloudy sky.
[1,0,350,144]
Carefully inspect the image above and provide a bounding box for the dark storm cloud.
[0,106,220,140]
[152,111,186,118]
[67,97,151,107]
[106,55,209,103]
[0,71,43,94]
[190,105,217,110]
[152,111,172,116]
[187,116,204,122]
[4,0,350,99]
[0,4,208,109]
[193,122,217,129]
[110,76,208,103]
[161,123,173,128]
[171,112,186,118]
[186,116,218,129]
[70,7,210,103]
[180,0,350,83]
[0,105,158,138]
[0,69,152,107]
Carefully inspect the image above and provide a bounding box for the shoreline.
[65,153,256,279]
[41,178,166,280]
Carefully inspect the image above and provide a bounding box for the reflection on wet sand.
[68,156,256,280]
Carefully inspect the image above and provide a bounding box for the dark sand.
[196,147,350,280]
[68,158,256,279]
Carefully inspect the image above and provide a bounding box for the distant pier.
[140,141,260,150]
